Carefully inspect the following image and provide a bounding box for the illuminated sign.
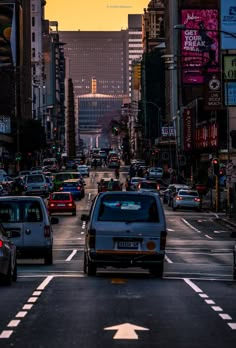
[221,0,236,50]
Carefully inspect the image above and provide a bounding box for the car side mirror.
[81,214,89,222]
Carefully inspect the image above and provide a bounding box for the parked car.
[81,191,167,277]
[0,223,17,285]
[0,196,59,264]
[172,189,201,211]
[47,192,76,216]
[24,173,49,197]
[77,164,90,177]
[59,179,85,200]
[97,178,123,193]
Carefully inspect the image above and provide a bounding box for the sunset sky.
[45,0,148,31]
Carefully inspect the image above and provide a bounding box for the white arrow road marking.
[104,323,149,340]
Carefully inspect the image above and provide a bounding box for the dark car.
[91,158,102,168]
[97,178,123,193]
[0,223,17,285]
[59,179,85,200]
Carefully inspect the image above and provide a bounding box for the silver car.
[172,189,201,211]
[0,223,17,285]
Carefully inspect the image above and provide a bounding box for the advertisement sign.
[221,0,236,50]
[223,55,236,80]
[183,109,192,151]
[224,82,236,105]
[195,123,218,149]
[161,126,175,137]
[0,3,16,67]
[204,72,222,109]
[181,9,219,84]
[0,116,11,134]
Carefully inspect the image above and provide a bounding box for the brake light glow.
[44,226,51,238]
[59,187,63,191]
[194,197,201,202]
[76,186,81,191]
[68,203,73,207]
[176,196,183,200]
[49,203,55,207]
[0,240,3,248]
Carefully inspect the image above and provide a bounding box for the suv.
[81,191,167,277]
[0,196,59,264]
[24,174,49,197]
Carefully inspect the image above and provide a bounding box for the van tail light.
[0,240,3,248]
[44,226,51,238]
[88,228,96,248]
[160,231,167,250]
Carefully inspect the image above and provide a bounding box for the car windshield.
[179,190,199,196]
[98,194,159,222]
[51,193,71,200]
[27,175,44,183]
[0,201,43,222]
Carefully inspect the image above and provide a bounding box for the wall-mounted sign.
[224,82,236,106]
[204,72,222,109]
[181,9,219,84]
[161,126,175,137]
[223,55,236,80]
[221,0,236,50]
[183,108,192,151]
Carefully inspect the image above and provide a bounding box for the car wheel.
[149,262,164,278]
[44,249,53,265]
[86,256,96,276]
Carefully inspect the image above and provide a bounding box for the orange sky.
[45,0,148,31]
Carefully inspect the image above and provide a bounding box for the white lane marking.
[184,278,203,293]
[167,228,175,232]
[7,320,20,328]
[27,297,38,303]
[15,312,27,318]
[33,291,42,296]
[212,306,223,312]
[165,255,173,263]
[23,304,33,310]
[65,249,77,261]
[0,331,13,338]
[205,235,213,239]
[184,279,236,330]
[219,314,232,320]
[181,218,201,233]
[37,275,54,290]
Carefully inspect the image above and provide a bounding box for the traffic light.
[212,158,219,176]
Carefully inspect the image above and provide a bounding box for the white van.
[0,196,58,264]
[81,191,167,277]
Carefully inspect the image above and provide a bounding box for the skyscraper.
[58,31,129,97]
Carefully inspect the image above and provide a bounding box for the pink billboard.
[181,9,219,84]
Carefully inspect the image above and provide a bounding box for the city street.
[0,167,235,348]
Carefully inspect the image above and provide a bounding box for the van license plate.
[117,241,138,249]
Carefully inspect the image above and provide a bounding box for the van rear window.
[98,194,159,222]
[0,201,43,222]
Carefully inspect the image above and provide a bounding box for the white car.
[147,167,163,179]
[77,165,90,177]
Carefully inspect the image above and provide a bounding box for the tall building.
[128,15,143,97]
[58,31,129,97]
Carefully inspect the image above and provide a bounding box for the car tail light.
[88,228,96,248]
[77,186,81,191]
[59,187,63,191]
[68,203,73,207]
[44,226,51,238]
[49,203,55,207]
[160,231,167,250]
[194,197,201,202]
[176,196,183,200]
[0,240,3,248]
[157,184,160,190]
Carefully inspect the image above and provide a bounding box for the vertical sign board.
[183,109,193,151]
[181,9,219,84]
[223,55,236,106]
[221,0,236,50]
[204,72,222,109]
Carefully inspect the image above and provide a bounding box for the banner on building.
[195,123,218,149]
[181,9,219,84]
[204,72,222,109]
[223,55,236,106]
[183,108,193,151]
[221,0,236,50]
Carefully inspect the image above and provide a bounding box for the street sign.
[104,323,149,340]
[226,161,234,175]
